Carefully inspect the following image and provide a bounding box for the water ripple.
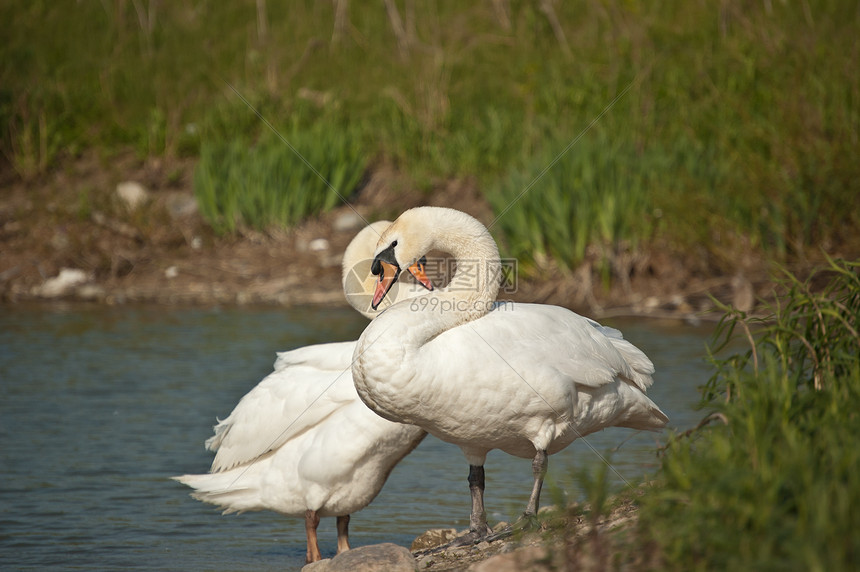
[0,305,709,571]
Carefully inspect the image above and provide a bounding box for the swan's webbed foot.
[448,525,492,547]
[514,511,542,532]
[483,524,514,543]
[482,513,541,543]
[412,524,493,556]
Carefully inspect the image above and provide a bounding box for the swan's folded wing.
[432,303,654,392]
[513,304,654,391]
[207,341,359,472]
[272,341,356,372]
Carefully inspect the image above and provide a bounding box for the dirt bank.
[1,153,773,320]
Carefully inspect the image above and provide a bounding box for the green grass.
[1,1,857,265]
[633,258,860,570]
[484,1,859,275]
[487,132,706,279]
[193,126,366,234]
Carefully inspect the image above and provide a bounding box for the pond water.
[0,303,715,571]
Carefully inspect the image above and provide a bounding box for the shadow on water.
[0,304,713,571]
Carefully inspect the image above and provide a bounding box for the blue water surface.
[0,303,713,571]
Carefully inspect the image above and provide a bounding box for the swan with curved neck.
[174,221,431,564]
[353,206,668,543]
[342,221,433,318]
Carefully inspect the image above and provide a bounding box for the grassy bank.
[526,259,859,570]
[194,126,366,234]
[634,258,860,569]
[2,1,858,276]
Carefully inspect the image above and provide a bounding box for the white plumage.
[173,221,428,563]
[353,207,668,542]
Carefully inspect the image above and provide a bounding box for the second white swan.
[174,221,431,563]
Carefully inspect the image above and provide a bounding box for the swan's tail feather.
[172,472,260,515]
[203,418,230,453]
[617,397,669,431]
[587,317,657,392]
[609,338,656,391]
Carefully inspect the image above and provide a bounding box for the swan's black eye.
[374,241,400,271]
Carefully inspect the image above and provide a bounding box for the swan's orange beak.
[407,258,434,291]
[372,260,399,310]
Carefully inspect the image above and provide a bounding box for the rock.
[77,284,106,301]
[297,237,332,253]
[116,181,150,211]
[36,268,89,297]
[302,543,416,572]
[163,192,198,219]
[468,544,551,572]
[333,211,365,232]
[302,559,332,572]
[309,238,330,252]
[411,528,459,551]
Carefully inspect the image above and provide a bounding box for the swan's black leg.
[448,464,492,547]
[468,464,491,536]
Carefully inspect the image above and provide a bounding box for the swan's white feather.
[174,221,427,538]
[204,341,358,473]
[175,367,423,516]
[353,207,668,468]
[360,301,665,460]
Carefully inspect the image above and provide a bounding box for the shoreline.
[1,154,787,323]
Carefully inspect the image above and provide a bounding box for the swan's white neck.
[393,209,501,336]
[353,209,503,425]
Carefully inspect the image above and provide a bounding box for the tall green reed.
[2,1,856,265]
[487,131,720,279]
[194,125,366,234]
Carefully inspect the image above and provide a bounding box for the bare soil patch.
[1,153,772,319]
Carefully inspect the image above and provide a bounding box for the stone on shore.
[301,543,416,572]
[35,268,90,298]
[333,211,365,232]
[468,544,552,572]
[163,191,198,219]
[410,528,459,551]
[116,181,150,211]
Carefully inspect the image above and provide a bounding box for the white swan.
[173,221,431,563]
[353,207,668,543]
